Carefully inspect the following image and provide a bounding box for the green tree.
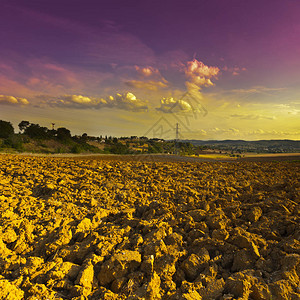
[81,133,88,141]
[18,120,30,133]
[56,127,71,141]
[3,135,24,151]
[47,129,57,138]
[0,120,14,138]
[24,124,48,139]
[71,144,83,153]
[110,142,130,154]
[148,141,163,153]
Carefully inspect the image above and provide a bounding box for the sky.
[0,0,299,140]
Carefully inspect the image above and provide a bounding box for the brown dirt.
[240,154,300,162]
[13,152,300,163]
[0,154,299,299]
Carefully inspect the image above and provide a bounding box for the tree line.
[0,120,72,141]
[0,119,195,155]
[0,120,98,153]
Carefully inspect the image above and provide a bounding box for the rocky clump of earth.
[0,154,299,299]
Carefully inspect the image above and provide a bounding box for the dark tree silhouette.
[18,120,30,133]
[81,133,88,142]
[0,120,14,138]
[24,124,48,139]
[56,127,71,141]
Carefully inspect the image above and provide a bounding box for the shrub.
[3,136,24,151]
[71,144,83,153]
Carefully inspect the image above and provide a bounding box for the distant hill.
[182,139,300,153]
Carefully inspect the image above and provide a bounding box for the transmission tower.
[174,123,180,155]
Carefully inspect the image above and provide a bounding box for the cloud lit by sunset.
[0,95,29,106]
[185,59,220,92]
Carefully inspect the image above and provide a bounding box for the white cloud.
[209,127,240,136]
[125,80,168,91]
[185,59,219,92]
[51,92,148,112]
[156,97,197,113]
[288,109,300,115]
[111,92,148,111]
[125,65,169,91]
[0,95,29,105]
[230,114,276,120]
[135,66,160,78]
[56,95,100,107]
[275,103,300,115]
[199,129,207,136]
[68,95,92,104]
[229,128,240,134]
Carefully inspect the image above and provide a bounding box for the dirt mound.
[0,154,299,299]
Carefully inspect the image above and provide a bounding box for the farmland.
[0,154,299,299]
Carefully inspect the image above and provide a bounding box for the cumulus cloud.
[0,95,29,105]
[156,97,195,113]
[110,92,148,111]
[66,95,94,104]
[125,66,168,91]
[153,60,217,115]
[135,66,161,78]
[185,59,219,92]
[125,80,168,91]
[230,114,276,120]
[52,92,148,112]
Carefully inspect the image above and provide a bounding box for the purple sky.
[0,0,299,139]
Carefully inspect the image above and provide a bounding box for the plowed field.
[0,154,299,299]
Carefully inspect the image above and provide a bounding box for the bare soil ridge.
[0,154,299,299]
[3,152,300,162]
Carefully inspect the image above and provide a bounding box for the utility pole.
[174,123,180,155]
